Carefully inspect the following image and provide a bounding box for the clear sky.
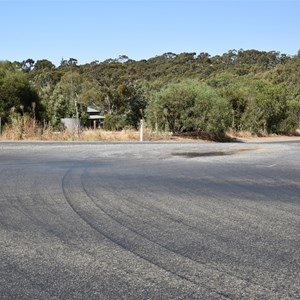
[1,0,299,66]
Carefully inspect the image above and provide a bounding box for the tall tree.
[0,62,41,123]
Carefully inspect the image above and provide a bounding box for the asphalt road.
[0,140,299,299]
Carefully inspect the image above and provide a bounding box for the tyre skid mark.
[81,170,290,299]
[84,173,240,239]
[84,174,294,281]
[83,176,240,267]
[62,166,234,299]
[65,166,284,299]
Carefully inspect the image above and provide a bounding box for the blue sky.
[1,0,299,66]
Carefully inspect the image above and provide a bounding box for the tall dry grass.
[0,116,173,141]
[1,116,299,142]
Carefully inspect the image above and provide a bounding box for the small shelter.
[86,106,104,129]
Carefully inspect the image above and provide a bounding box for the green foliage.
[0,62,41,124]
[192,86,232,137]
[146,80,231,138]
[244,82,288,134]
[281,96,300,132]
[98,83,147,130]
[3,48,300,137]
[103,113,126,131]
[220,78,289,134]
[33,59,55,71]
[122,84,147,129]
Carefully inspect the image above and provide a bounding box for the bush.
[103,113,126,131]
[146,80,232,138]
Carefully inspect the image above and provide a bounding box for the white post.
[140,119,143,142]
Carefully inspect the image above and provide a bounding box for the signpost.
[140,119,143,142]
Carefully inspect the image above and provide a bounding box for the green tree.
[221,78,289,134]
[21,58,35,73]
[242,82,288,133]
[47,71,84,127]
[282,96,300,132]
[34,59,55,71]
[0,62,41,124]
[146,80,231,138]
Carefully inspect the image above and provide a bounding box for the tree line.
[1,49,300,139]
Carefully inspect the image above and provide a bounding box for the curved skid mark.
[79,168,281,299]
[61,167,232,299]
[81,173,290,296]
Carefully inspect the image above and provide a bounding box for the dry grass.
[0,115,177,141]
[226,129,260,139]
[0,123,174,142]
[1,118,299,142]
[80,128,173,141]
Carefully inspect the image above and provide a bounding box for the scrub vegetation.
[1,49,300,140]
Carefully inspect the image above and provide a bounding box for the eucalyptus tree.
[220,78,289,134]
[0,61,41,124]
[47,71,84,126]
[146,80,231,138]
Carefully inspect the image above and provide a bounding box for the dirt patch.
[172,148,255,158]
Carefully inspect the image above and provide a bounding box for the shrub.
[146,80,232,139]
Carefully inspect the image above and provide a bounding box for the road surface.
[0,140,299,299]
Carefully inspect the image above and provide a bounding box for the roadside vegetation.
[1,49,300,141]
